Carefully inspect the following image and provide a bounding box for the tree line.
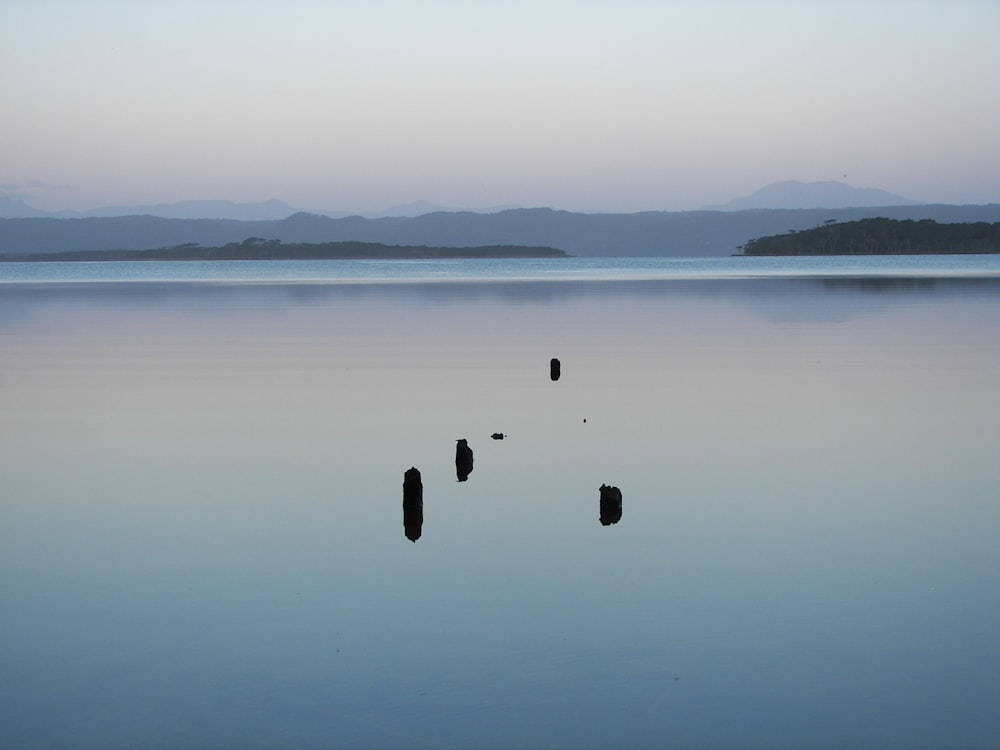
[740,218,1000,256]
[0,237,569,262]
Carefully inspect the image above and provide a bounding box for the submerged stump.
[550,357,561,381]
[403,467,424,542]
[455,439,474,482]
[599,483,622,526]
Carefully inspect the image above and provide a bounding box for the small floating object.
[491,432,505,440]
[550,357,561,381]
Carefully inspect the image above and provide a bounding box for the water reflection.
[814,276,940,292]
[402,467,423,542]
[3,276,1000,329]
[599,484,623,526]
[2,269,998,750]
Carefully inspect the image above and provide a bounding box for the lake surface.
[3,253,1000,283]
[2,257,999,749]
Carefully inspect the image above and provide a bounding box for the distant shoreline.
[741,218,1000,256]
[0,239,570,262]
[5,205,999,258]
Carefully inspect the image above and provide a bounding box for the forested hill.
[0,239,568,262]
[740,218,1000,256]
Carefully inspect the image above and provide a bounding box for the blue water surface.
[2,257,998,750]
[2,253,999,284]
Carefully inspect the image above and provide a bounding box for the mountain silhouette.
[705,181,919,211]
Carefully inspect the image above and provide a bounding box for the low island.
[0,237,570,262]
[740,218,1000,256]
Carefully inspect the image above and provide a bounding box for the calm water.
[2,257,999,749]
[3,253,1000,283]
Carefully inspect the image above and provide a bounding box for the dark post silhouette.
[599,483,622,526]
[403,467,423,542]
[455,438,474,482]
[550,357,561,381]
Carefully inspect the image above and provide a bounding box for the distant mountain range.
[0,195,520,221]
[4,204,999,258]
[1,180,922,221]
[0,195,302,221]
[4,179,996,258]
[703,180,919,210]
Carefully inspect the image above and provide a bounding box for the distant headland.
[3,205,1000,258]
[0,238,569,262]
[740,218,1000,256]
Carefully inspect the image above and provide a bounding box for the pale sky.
[2,0,998,213]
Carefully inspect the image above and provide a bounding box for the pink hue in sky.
[1,0,998,214]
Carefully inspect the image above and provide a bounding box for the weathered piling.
[403,467,423,542]
[599,483,622,526]
[455,439,474,482]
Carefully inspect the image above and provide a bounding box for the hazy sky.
[2,0,998,213]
